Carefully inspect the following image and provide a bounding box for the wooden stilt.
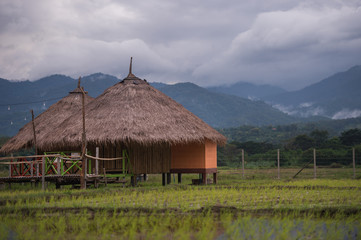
[103,168,107,187]
[95,147,99,175]
[202,173,207,185]
[213,172,217,184]
[167,173,171,184]
[131,176,137,186]
[162,173,166,186]
[177,173,182,184]
[42,157,45,190]
[56,179,61,189]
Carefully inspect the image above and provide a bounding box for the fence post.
[36,160,39,177]
[313,148,317,179]
[277,149,280,179]
[42,156,45,190]
[31,161,34,177]
[96,147,99,175]
[9,154,13,177]
[57,157,60,176]
[353,148,356,179]
[241,149,245,179]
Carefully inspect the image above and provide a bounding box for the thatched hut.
[32,61,226,184]
[0,82,94,154]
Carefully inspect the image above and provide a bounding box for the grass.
[0,168,360,239]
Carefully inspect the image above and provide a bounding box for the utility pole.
[79,77,87,189]
[31,110,37,155]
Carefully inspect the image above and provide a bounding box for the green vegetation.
[218,128,361,168]
[219,118,361,144]
[1,171,360,239]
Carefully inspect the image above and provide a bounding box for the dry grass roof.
[40,73,226,151]
[0,86,94,153]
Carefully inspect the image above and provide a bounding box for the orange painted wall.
[171,141,217,169]
[205,141,217,169]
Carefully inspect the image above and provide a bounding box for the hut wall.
[128,142,171,174]
[88,143,171,175]
[87,144,124,175]
[170,141,217,173]
[205,141,217,169]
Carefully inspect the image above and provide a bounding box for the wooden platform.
[0,174,129,189]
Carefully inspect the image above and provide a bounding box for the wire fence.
[232,148,360,180]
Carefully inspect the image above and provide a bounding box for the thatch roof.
[40,71,226,151]
[0,85,94,154]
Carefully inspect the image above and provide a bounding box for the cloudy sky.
[1,0,361,90]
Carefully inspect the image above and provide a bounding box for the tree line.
[218,128,361,168]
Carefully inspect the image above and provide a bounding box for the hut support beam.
[213,173,217,184]
[162,173,166,186]
[167,173,171,184]
[131,175,137,187]
[202,173,207,185]
[177,173,182,184]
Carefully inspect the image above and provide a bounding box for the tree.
[310,130,329,147]
[287,134,314,151]
[340,128,361,146]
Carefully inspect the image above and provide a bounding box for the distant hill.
[1,65,359,136]
[208,82,286,99]
[265,65,361,119]
[154,82,297,128]
[0,73,120,136]
[0,74,299,136]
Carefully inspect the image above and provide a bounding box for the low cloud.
[272,103,325,117]
[332,109,361,119]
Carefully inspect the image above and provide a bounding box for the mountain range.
[208,65,361,119]
[0,65,360,136]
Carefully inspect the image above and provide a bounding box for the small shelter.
[42,59,226,184]
[0,81,94,154]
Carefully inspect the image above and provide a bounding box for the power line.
[0,96,65,107]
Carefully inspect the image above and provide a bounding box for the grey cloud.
[193,2,361,89]
[0,0,360,90]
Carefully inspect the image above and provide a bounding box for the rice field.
[0,169,360,239]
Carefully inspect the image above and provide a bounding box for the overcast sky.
[1,0,361,90]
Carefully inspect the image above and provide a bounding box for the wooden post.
[95,147,99,175]
[42,157,45,190]
[80,79,87,190]
[31,110,38,155]
[202,173,207,185]
[167,173,171,184]
[213,172,217,184]
[313,148,317,179]
[57,157,61,176]
[277,149,280,179]
[131,175,137,186]
[242,149,245,178]
[177,173,182,184]
[31,161,34,177]
[36,162,39,177]
[162,173,166,186]
[103,168,107,187]
[353,148,356,179]
[9,153,13,177]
